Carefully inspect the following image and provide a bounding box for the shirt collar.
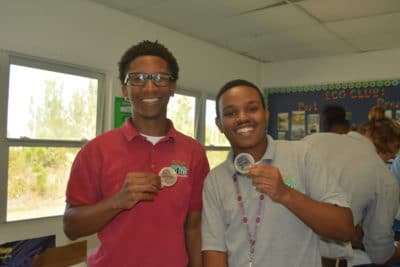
[121,117,177,142]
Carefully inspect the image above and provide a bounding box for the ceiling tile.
[233,4,319,34]
[89,0,400,62]
[346,32,400,51]
[249,37,357,62]
[299,0,400,22]
[326,12,400,38]
[91,0,167,12]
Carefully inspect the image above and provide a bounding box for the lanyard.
[232,173,265,267]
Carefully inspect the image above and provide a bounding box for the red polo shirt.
[66,118,210,267]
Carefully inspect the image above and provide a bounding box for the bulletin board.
[263,79,400,140]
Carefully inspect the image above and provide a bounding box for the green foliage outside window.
[7,67,98,221]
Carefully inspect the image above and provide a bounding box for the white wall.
[261,48,400,89]
[0,0,260,252]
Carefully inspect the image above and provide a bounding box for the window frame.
[202,96,230,168]
[0,51,105,223]
[168,88,200,139]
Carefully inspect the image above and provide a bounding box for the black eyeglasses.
[124,72,174,87]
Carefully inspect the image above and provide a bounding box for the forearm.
[185,212,202,267]
[63,196,123,240]
[385,243,400,265]
[202,251,228,267]
[281,187,354,241]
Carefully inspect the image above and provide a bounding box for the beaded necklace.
[232,173,265,267]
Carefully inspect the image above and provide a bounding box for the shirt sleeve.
[362,168,398,264]
[303,142,350,208]
[201,171,228,252]
[66,141,101,206]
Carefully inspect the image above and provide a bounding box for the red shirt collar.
[121,117,176,142]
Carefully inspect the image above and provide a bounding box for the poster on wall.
[307,114,320,134]
[291,111,305,140]
[0,235,55,267]
[114,97,131,128]
[278,131,287,140]
[277,113,289,131]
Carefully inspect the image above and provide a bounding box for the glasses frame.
[124,72,174,87]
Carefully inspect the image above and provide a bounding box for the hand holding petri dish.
[159,167,178,188]
[234,153,255,174]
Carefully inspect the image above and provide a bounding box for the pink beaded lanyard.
[233,173,265,267]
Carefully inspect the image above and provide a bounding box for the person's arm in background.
[391,156,400,182]
[362,166,400,265]
[385,243,400,265]
[185,211,202,267]
[387,156,400,264]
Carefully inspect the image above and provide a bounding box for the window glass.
[205,99,230,146]
[206,150,229,169]
[167,93,195,137]
[7,147,79,221]
[2,56,103,222]
[7,65,98,140]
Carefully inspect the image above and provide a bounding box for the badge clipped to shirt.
[159,167,178,188]
[234,153,255,174]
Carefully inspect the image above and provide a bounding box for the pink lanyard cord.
[233,173,265,265]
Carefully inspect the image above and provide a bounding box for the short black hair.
[215,79,266,118]
[321,104,349,132]
[118,40,179,85]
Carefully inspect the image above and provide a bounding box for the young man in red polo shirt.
[63,40,210,267]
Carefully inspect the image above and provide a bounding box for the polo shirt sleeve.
[201,171,227,252]
[362,168,398,264]
[303,142,350,209]
[66,141,101,206]
[188,144,210,212]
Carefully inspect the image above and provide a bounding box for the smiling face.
[123,55,176,122]
[216,85,269,159]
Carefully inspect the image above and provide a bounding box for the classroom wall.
[0,0,260,252]
[261,47,400,88]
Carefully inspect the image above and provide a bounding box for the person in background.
[392,154,400,242]
[304,117,400,267]
[388,112,400,242]
[63,40,210,267]
[368,105,386,121]
[320,104,350,134]
[357,118,400,164]
[392,156,400,185]
[201,79,354,267]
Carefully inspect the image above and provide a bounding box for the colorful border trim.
[263,79,400,95]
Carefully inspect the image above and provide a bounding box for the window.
[204,99,230,169]
[167,92,196,138]
[167,94,229,169]
[0,52,104,222]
